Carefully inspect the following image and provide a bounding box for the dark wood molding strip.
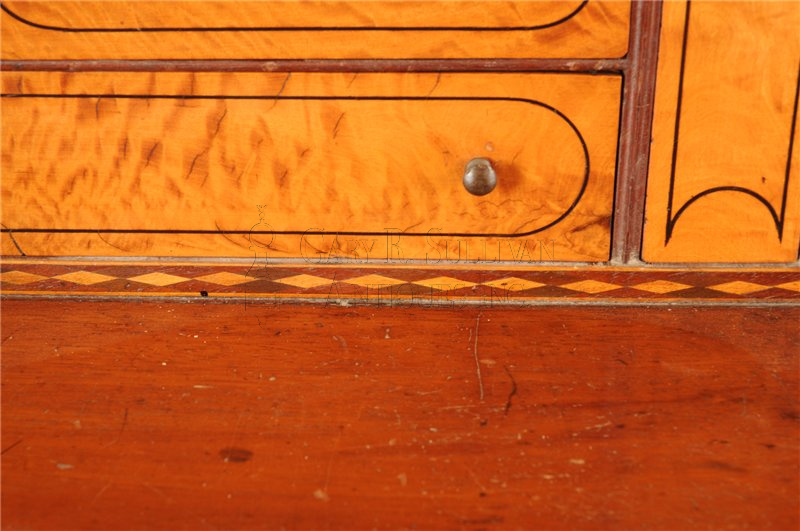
[0,58,626,73]
[611,0,663,264]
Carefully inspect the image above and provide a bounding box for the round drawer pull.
[462,158,497,196]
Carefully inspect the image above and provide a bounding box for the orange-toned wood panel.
[0,233,23,255]
[642,0,800,263]
[2,301,799,529]
[1,72,620,261]
[0,1,630,60]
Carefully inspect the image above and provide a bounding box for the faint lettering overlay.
[299,229,557,264]
[243,206,562,316]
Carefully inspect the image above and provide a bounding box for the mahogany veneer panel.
[1,301,798,529]
[0,1,630,60]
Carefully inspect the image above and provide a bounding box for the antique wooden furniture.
[1,0,798,267]
[1,1,798,529]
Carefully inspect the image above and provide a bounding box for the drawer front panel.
[0,1,630,60]
[1,72,620,261]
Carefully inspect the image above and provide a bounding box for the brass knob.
[462,158,497,196]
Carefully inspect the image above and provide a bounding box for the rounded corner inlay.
[1,0,589,32]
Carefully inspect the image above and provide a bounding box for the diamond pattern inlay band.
[776,281,800,292]
[560,280,621,294]
[1,265,798,302]
[413,276,477,290]
[483,277,545,291]
[343,274,406,288]
[129,272,189,287]
[274,274,334,289]
[195,272,253,286]
[708,281,768,295]
[0,271,48,284]
[54,271,116,285]
[632,280,692,294]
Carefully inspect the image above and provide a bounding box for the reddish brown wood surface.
[2,301,798,529]
[612,0,661,263]
[0,58,626,74]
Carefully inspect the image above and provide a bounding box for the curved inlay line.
[0,0,588,32]
[0,93,591,239]
[669,186,782,234]
[666,0,800,245]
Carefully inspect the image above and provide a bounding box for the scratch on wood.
[426,73,442,97]
[1,223,26,256]
[333,112,345,138]
[333,335,348,349]
[461,462,488,492]
[276,73,291,97]
[473,312,484,401]
[503,365,517,415]
[96,232,128,252]
[186,150,206,180]
[401,220,424,233]
[1,438,23,455]
[118,407,129,438]
[140,481,169,501]
[104,407,129,447]
[211,107,228,137]
[214,221,248,249]
[144,142,159,168]
[90,482,113,505]
[267,73,291,110]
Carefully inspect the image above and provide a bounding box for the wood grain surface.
[0,57,627,74]
[0,1,630,60]
[611,0,661,264]
[642,0,800,263]
[2,260,799,303]
[1,72,620,261]
[2,300,798,529]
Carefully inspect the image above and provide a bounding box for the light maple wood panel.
[0,0,630,60]
[0,72,620,261]
[0,233,23,255]
[642,0,800,263]
[1,0,588,28]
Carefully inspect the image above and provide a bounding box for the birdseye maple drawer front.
[0,72,620,261]
[0,1,630,60]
